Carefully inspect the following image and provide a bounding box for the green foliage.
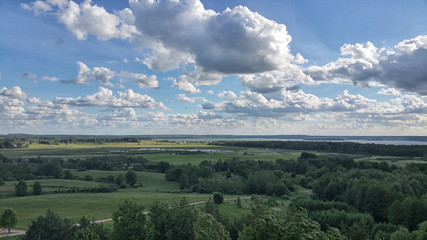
[63,170,74,179]
[146,201,171,240]
[179,173,190,189]
[166,197,196,240]
[213,192,224,204]
[111,199,146,240]
[22,209,76,240]
[32,181,42,195]
[0,208,18,233]
[15,180,27,196]
[74,227,100,240]
[238,209,347,240]
[114,174,124,185]
[237,197,242,208]
[125,170,137,186]
[194,211,231,240]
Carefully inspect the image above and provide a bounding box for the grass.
[0,141,301,165]
[1,190,216,229]
[0,179,103,197]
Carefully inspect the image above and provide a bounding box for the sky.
[1,0,427,136]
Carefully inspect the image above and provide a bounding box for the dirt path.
[0,196,251,238]
[0,228,26,238]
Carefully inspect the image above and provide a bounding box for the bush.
[213,192,224,204]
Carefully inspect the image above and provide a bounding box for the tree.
[146,201,171,240]
[0,208,18,233]
[179,174,190,189]
[15,180,27,196]
[213,192,224,204]
[125,170,137,187]
[194,211,230,240]
[237,196,242,208]
[63,170,74,179]
[33,181,42,195]
[74,227,100,240]
[166,197,196,240]
[111,199,146,240]
[22,209,76,240]
[115,174,124,185]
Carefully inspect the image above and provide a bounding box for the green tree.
[194,211,230,240]
[33,181,42,195]
[179,173,190,189]
[237,196,242,208]
[213,192,224,204]
[166,197,196,240]
[15,180,27,196]
[146,201,171,240]
[125,170,137,187]
[0,208,18,233]
[111,199,146,240]
[74,227,100,240]
[22,209,76,240]
[63,170,74,179]
[115,174,124,185]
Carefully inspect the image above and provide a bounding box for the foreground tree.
[0,208,18,233]
[22,209,75,240]
[146,201,171,240]
[194,211,231,240]
[111,199,146,240]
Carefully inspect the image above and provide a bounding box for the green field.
[0,169,251,230]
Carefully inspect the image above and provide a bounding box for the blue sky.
[1,0,427,135]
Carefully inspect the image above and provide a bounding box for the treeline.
[215,140,427,157]
[161,153,427,239]
[0,136,144,148]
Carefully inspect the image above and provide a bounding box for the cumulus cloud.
[0,86,28,99]
[26,0,307,89]
[171,76,201,93]
[211,89,403,118]
[0,87,27,118]
[62,62,158,88]
[130,0,296,75]
[177,93,207,103]
[377,88,401,96]
[304,35,427,95]
[54,86,168,110]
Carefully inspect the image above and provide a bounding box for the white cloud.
[177,93,207,103]
[125,73,159,89]
[58,1,139,40]
[54,86,168,110]
[62,62,159,88]
[42,76,60,82]
[130,1,296,75]
[304,36,427,95]
[21,1,52,15]
[377,88,401,96]
[206,90,214,95]
[0,86,28,99]
[23,72,37,79]
[171,76,201,94]
[211,88,403,118]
